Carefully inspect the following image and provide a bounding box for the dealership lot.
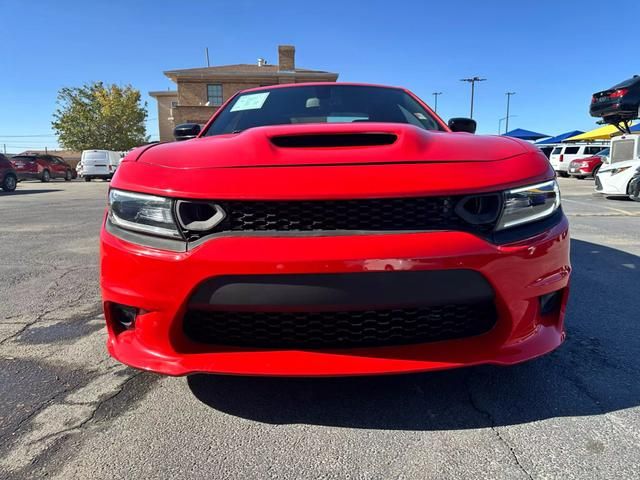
[1,179,639,479]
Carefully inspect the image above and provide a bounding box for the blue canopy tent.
[535,130,585,145]
[503,128,550,141]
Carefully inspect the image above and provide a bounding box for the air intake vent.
[271,133,397,148]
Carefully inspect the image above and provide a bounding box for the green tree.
[52,82,148,151]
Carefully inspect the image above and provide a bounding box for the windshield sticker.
[230,92,270,112]
[414,112,427,120]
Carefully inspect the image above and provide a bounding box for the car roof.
[612,75,640,89]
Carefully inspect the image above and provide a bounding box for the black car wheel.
[84,176,91,182]
[630,178,640,202]
[64,170,72,181]
[1,174,17,192]
[41,170,51,182]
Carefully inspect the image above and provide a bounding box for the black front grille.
[183,302,497,349]
[209,196,497,234]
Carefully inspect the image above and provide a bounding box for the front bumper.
[100,216,571,376]
[568,165,595,177]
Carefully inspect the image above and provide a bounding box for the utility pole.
[432,92,443,113]
[2,144,5,154]
[205,47,210,67]
[460,77,486,119]
[505,92,516,134]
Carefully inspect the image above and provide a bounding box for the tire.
[41,170,51,182]
[64,170,72,181]
[1,174,17,192]
[84,176,91,182]
[576,176,586,180]
[558,171,569,178]
[629,179,640,202]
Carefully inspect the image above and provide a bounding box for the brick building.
[149,45,339,141]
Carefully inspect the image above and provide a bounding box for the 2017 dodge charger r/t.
[100,83,571,376]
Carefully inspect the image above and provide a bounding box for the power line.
[0,134,56,138]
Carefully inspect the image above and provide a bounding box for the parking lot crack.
[0,368,145,475]
[33,371,143,443]
[466,373,535,480]
[0,266,92,346]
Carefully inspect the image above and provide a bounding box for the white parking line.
[562,198,638,216]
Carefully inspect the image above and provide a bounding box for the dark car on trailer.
[10,154,75,182]
[0,154,18,192]
[591,75,640,122]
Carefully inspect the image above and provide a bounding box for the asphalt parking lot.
[1,177,639,479]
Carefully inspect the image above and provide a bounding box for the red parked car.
[101,83,571,376]
[0,154,18,192]
[568,147,609,179]
[10,154,74,182]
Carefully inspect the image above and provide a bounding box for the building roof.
[164,64,338,81]
[149,90,177,98]
[17,149,81,158]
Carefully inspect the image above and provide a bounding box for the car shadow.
[0,189,62,196]
[187,239,640,430]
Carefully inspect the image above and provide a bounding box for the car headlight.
[610,166,631,176]
[496,180,561,230]
[108,189,181,238]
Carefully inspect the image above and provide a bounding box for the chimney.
[278,45,295,71]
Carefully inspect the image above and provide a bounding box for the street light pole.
[432,92,443,113]
[499,115,518,135]
[460,77,486,119]
[505,92,516,134]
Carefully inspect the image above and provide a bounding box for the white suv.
[549,144,608,177]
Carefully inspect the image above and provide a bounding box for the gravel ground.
[1,177,639,479]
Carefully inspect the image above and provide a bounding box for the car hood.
[599,159,640,172]
[132,123,533,169]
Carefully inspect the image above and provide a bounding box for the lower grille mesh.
[183,302,497,349]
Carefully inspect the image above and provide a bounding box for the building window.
[207,84,223,106]
[171,101,178,108]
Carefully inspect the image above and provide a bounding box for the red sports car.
[101,83,570,376]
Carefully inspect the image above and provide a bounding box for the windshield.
[203,85,443,136]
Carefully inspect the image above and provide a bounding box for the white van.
[79,150,122,181]
[595,133,640,199]
[549,144,608,176]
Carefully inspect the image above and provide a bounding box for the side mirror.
[448,118,477,134]
[174,123,201,141]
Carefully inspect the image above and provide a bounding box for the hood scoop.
[270,132,397,148]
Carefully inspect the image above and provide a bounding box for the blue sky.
[1,0,638,152]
